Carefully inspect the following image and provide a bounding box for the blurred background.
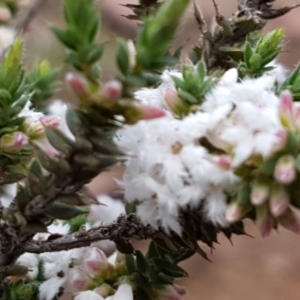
[19,0,300,299]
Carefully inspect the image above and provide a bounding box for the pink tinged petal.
[1,132,28,151]
[0,7,12,22]
[256,204,274,238]
[140,105,166,120]
[40,116,61,128]
[279,90,294,129]
[274,155,296,185]
[278,208,300,234]
[274,128,287,150]
[212,154,231,169]
[113,283,133,300]
[68,268,89,291]
[250,180,270,206]
[103,80,122,101]
[164,88,179,110]
[269,184,289,217]
[226,202,242,223]
[83,247,108,273]
[293,102,300,130]
[66,73,87,97]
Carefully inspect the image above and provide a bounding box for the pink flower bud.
[280,90,293,115]
[40,116,61,129]
[226,202,242,223]
[269,184,289,217]
[0,132,28,151]
[140,105,166,120]
[278,208,300,234]
[251,180,270,206]
[0,7,12,22]
[275,128,287,149]
[68,268,89,291]
[93,284,114,298]
[83,247,108,274]
[212,154,231,169]
[157,285,185,300]
[66,73,88,97]
[274,155,296,185]
[256,204,274,238]
[164,88,179,111]
[279,91,294,130]
[103,80,122,101]
[293,102,300,130]
[26,120,44,139]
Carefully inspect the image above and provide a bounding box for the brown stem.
[16,0,49,34]
[24,214,154,253]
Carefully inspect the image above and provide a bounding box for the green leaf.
[117,40,130,75]
[45,203,84,220]
[115,240,134,254]
[244,41,253,68]
[15,183,31,211]
[0,37,24,94]
[136,250,147,273]
[285,131,299,156]
[66,214,87,232]
[25,221,48,233]
[125,254,136,274]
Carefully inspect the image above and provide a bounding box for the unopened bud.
[127,40,136,69]
[212,154,231,169]
[26,120,44,139]
[156,285,184,300]
[256,204,274,238]
[269,184,289,217]
[279,90,294,129]
[274,155,296,185]
[0,7,12,22]
[278,208,300,234]
[103,80,122,101]
[251,180,270,206]
[164,88,179,110]
[40,116,61,129]
[275,128,287,149]
[1,132,28,151]
[68,268,89,291]
[293,102,300,131]
[226,202,242,223]
[66,73,88,97]
[93,284,114,298]
[83,247,108,274]
[140,105,166,120]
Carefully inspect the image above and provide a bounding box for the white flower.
[48,100,75,141]
[74,291,104,300]
[88,195,125,223]
[39,277,66,300]
[112,283,133,300]
[16,253,39,280]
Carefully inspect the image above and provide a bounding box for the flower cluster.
[117,62,300,236]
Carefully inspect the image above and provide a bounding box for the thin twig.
[24,214,154,253]
[16,0,49,34]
